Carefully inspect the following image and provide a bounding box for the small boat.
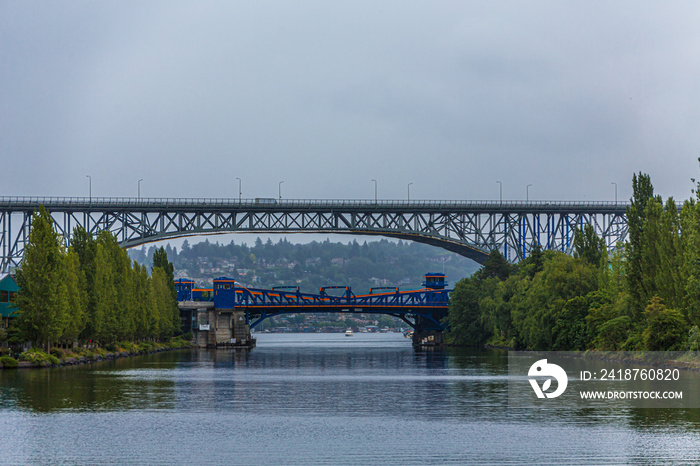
[345,328,354,337]
[403,329,414,339]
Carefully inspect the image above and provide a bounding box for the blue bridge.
[177,274,451,347]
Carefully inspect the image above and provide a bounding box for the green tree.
[657,197,684,310]
[92,239,124,344]
[132,262,152,340]
[150,267,175,339]
[511,253,597,350]
[625,173,655,323]
[72,226,98,341]
[642,296,687,351]
[62,248,87,346]
[152,246,179,334]
[446,276,490,346]
[14,206,68,350]
[573,224,605,266]
[475,249,511,281]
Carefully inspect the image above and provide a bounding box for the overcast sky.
[2,1,700,205]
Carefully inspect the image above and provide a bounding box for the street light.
[138,179,143,201]
[236,177,242,203]
[86,175,92,202]
[279,181,284,200]
[526,184,532,202]
[496,181,502,204]
[371,179,377,203]
[611,182,618,203]
[407,182,413,202]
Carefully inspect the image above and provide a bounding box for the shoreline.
[0,341,195,370]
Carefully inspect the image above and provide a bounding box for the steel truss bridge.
[183,284,450,333]
[0,197,629,272]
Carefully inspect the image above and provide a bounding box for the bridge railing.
[0,196,632,210]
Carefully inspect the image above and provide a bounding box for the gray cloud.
[2,1,700,204]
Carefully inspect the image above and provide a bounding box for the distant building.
[0,274,18,329]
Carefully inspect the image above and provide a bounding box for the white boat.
[345,328,354,337]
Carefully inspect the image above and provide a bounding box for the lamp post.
[372,179,377,203]
[138,179,143,201]
[611,182,618,203]
[407,182,413,202]
[236,177,242,203]
[526,184,532,202]
[496,181,502,204]
[86,175,92,202]
[279,181,284,200]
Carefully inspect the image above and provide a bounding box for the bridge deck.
[0,196,630,214]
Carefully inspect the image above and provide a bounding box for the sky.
[3,1,700,206]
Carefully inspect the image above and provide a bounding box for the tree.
[511,253,597,350]
[625,173,655,323]
[573,225,605,266]
[642,296,687,351]
[14,206,67,350]
[62,248,87,346]
[446,276,490,346]
[72,226,98,341]
[152,246,179,334]
[657,197,684,310]
[151,267,176,339]
[93,242,118,344]
[476,249,511,281]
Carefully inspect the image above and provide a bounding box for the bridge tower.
[210,277,253,347]
[412,273,449,347]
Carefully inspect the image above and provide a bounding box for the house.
[0,274,18,329]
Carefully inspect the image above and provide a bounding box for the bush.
[19,349,58,366]
[116,341,138,353]
[0,356,18,368]
[50,347,64,360]
[138,341,156,353]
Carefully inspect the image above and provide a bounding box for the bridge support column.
[208,309,254,348]
[412,329,444,348]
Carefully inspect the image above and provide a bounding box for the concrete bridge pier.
[191,307,254,348]
[211,309,254,348]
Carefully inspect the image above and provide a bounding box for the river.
[1,333,700,464]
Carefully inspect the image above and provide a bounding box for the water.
[2,333,700,464]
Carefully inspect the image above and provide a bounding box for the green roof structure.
[0,274,18,319]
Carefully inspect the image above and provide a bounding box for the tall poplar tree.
[152,246,180,334]
[14,206,67,349]
[72,226,98,341]
[93,242,117,343]
[63,248,87,345]
[625,173,655,323]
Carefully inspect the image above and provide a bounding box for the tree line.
[9,206,180,350]
[447,170,700,352]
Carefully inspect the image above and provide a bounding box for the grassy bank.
[0,337,193,369]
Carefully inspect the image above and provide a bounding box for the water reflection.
[2,334,700,464]
[0,352,183,412]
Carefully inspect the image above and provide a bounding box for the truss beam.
[0,197,630,272]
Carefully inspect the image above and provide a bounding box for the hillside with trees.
[129,237,480,293]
